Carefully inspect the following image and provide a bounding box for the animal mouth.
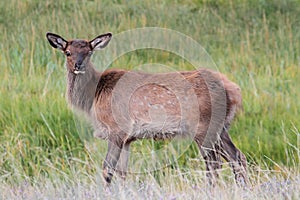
[74,64,86,74]
[74,70,85,74]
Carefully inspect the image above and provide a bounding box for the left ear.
[89,33,112,51]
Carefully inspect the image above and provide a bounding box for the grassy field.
[0,0,299,199]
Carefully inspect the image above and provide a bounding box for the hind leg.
[201,146,223,186]
[195,138,222,186]
[220,127,249,186]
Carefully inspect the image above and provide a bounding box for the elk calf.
[46,32,249,186]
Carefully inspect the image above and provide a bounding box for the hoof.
[103,168,114,184]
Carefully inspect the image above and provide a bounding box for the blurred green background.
[0,0,299,182]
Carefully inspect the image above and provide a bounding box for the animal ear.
[89,33,112,51]
[46,32,68,50]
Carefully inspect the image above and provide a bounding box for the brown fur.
[46,32,249,186]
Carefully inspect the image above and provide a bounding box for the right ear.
[46,32,68,50]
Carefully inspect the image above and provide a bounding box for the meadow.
[0,0,299,199]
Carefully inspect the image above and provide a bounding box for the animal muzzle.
[74,63,85,74]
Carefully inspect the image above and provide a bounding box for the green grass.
[0,0,299,198]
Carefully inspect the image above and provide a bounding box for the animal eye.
[65,50,71,56]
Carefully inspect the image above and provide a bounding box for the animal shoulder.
[95,69,127,96]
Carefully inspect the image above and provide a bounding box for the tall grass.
[0,0,299,198]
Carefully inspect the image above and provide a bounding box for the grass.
[0,162,299,199]
[0,0,299,199]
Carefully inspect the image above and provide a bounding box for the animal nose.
[75,63,81,70]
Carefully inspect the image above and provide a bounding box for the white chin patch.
[74,70,85,74]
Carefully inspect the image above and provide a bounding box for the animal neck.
[66,63,101,113]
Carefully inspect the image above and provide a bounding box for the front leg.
[116,142,131,179]
[103,141,122,184]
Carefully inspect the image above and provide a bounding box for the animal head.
[46,32,112,74]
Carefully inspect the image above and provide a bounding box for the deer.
[46,32,249,187]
